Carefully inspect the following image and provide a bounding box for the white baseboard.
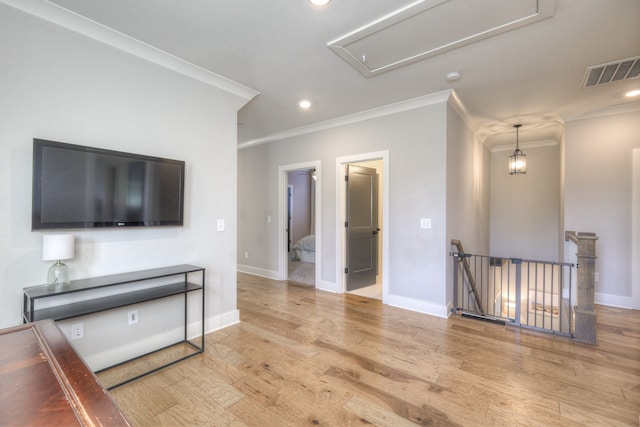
[316,279,340,293]
[595,292,636,309]
[237,264,279,280]
[204,309,240,335]
[237,267,340,295]
[81,309,241,371]
[384,294,449,319]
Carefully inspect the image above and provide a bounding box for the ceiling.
[42,0,640,148]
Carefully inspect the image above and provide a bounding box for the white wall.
[565,111,640,308]
[237,143,270,272]
[0,4,249,366]
[446,104,491,306]
[490,144,561,260]
[238,93,489,317]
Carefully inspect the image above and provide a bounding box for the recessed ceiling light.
[309,0,330,6]
[625,89,640,97]
[299,100,311,109]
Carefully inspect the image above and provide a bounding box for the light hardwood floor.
[104,273,640,426]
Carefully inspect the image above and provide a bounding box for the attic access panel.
[328,0,555,78]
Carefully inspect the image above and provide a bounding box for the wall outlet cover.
[420,218,432,229]
[70,322,84,340]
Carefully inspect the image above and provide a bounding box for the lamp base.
[47,260,70,292]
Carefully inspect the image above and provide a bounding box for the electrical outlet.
[70,323,84,340]
[420,218,432,229]
[128,310,139,325]
[244,251,249,259]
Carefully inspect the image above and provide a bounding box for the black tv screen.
[32,139,185,230]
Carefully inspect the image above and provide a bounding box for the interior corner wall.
[0,4,243,360]
[490,144,561,260]
[445,103,491,306]
[445,104,491,254]
[564,111,640,308]
[237,101,450,315]
[237,143,271,276]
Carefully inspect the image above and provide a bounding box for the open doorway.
[337,152,389,301]
[287,169,316,285]
[278,161,321,287]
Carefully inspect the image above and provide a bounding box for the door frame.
[632,149,640,309]
[278,161,321,286]
[336,151,389,299]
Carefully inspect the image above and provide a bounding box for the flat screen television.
[32,139,185,230]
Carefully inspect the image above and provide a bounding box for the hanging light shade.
[508,124,526,175]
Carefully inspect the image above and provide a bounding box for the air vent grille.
[583,56,640,88]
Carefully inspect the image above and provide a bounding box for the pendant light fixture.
[508,124,526,175]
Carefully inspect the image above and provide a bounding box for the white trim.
[632,149,640,309]
[239,91,452,149]
[78,308,239,370]
[237,264,279,280]
[327,0,554,78]
[278,161,322,286]
[205,310,240,335]
[315,280,340,294]
[595,293,634,310]
[491,139,559,152]
[385,294,450,319]
[1,0,259,102]
[336,151,390,301]
[565,102,640,123]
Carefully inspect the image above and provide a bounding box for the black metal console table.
[23,264,205,389]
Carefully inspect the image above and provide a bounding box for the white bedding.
[291,234,315,263]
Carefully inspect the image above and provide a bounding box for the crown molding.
[238,89,452,149]
[491,139,558,153]
[1,0,259,102]
[565,101,640,123]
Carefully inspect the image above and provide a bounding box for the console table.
[22,264,205,389]
[0,319,130,426]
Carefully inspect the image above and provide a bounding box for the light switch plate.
[217,219,225,232]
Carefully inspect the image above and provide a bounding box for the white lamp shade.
[43,234,75,261]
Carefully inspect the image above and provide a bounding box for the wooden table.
[0,319,130,426]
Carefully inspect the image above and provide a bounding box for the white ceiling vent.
[582,56,640,88]
[328,0,555,78]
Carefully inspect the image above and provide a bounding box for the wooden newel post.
[565,231,598,344]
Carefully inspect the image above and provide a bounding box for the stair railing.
[451,239,484,314]
[451,238,588,342]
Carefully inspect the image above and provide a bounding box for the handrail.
[450,236,599,344]
[451,239,484,314]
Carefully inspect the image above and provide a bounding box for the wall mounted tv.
[32,139,185,230]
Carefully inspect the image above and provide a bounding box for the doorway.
[346,163,379,293]
[278,161,321,287]
[287,169,316,285]
[337,152,389,301]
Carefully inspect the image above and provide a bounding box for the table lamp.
[43,234,75,291]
